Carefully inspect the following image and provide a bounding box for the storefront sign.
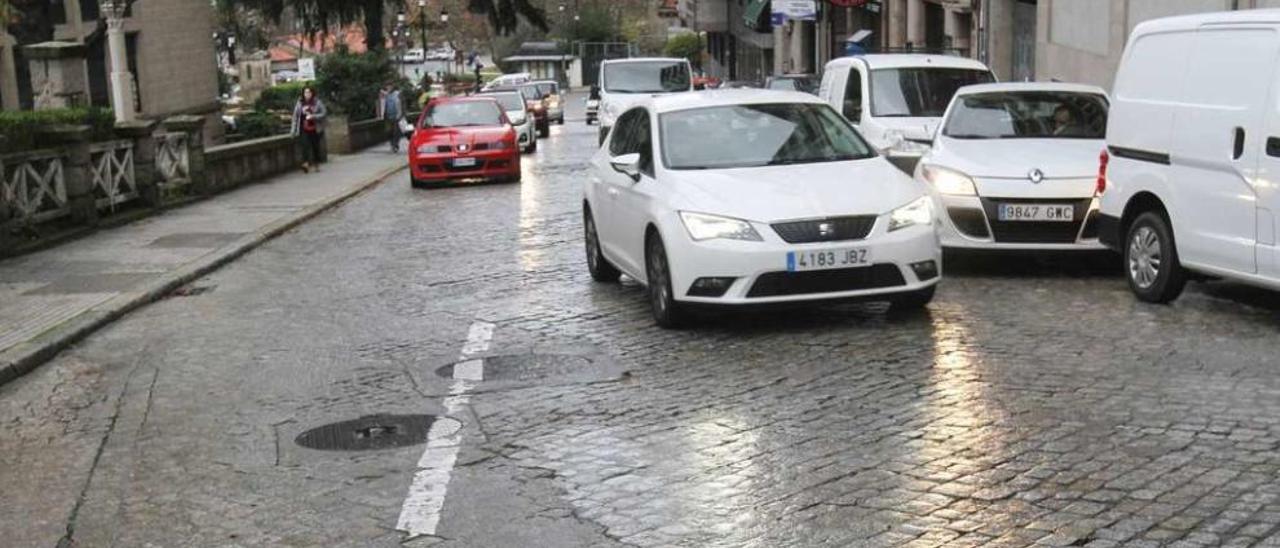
[772,0,817,24]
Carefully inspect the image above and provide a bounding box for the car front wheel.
[646,233,688,328]
[1125,211,1187,303]
[584,207,620,282]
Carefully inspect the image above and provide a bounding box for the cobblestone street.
[4,98,1280,548]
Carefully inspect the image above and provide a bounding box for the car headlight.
[679,212,763,242]
[888,196,934,232]
[416,144,439,155]
[511,115,526,126]
[920,164,977,196]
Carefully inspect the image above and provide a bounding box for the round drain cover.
[295,414,433,451]
[435,354,594,381]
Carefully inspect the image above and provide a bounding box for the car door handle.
[1268,137,1280,158]
[1234,127,1246,160]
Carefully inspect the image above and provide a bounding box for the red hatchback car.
[410,97,521,188]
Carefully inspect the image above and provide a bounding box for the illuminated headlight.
[888,196,934,232]
[920,164,977,196]
[679,212,763,242]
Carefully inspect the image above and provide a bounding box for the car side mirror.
[610,153,642,182]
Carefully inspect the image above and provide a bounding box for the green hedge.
[0,108,115,153]
[316,49,412,121]
[255,82,308,113]
[236,109,286,140]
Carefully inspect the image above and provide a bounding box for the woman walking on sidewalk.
[292,86,327,173]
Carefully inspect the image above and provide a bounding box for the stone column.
[0,30,20,111]
[887,0,908,49]
[114,119,160,207]
[906,0,926,49]
[22,42,89,109]
[163,115,208,195]
[37,125,95,226]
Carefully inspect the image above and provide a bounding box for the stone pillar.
[0,30,20,111]
[773,26,788,75]
[37,124,95,226]
[22,42,89,110]
[887,0,908,49]
[114,119,160,207]
[906,0,926,49]
[163,115,208,195]
[325,115,353,155]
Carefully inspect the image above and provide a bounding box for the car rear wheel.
[584,207,620,282]
[1125,211,1187,303]
[646,233,689,329]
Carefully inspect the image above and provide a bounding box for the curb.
[0,160,409,388]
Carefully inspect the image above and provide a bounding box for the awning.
[743,0,769,29]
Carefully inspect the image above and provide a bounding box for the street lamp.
[396,10,407,78]
[417,0,428,54]
[100,0,136,122]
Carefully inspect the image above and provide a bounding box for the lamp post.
[396,10,407,78]
[417,0,429,55]
[100,0,136,122]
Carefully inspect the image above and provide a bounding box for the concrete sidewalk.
[0,149,407,385]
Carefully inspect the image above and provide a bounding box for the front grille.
[947,207,990,239]
[982,198,1091,244]
[435,145,453,153]
[771,216,876,244]
[747,264,905,298]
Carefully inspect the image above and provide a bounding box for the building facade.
[1,0,220,140]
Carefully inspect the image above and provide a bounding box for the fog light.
[688,277,736,297]
[910,260,939,281]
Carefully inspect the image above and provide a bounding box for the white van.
[1099,10,1280,303]
[597,57,693,145]
[819,54,994,172]
[481,72,532,92]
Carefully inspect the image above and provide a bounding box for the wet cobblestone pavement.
[4,98,1280,547]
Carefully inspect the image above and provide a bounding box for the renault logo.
[1028,168,1044,184]
[818,222,834,237]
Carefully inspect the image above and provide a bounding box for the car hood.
[417,126,511,148]
[665,158,925,222]
[929,138,1105,179]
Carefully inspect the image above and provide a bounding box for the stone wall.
[204,135,300,192]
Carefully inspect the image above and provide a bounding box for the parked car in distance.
[919,82,1110,251]
[402,49,426,63]
[410,97,520,188]
[584,90,941,327]
[586,86,601,125]
[1099,9,1280,303]
[597,57,694,145]
[478,89,538,153]
[482,72,532,92]
[518,82,552,137]
[819,54,995,173]
[532,80,566,125]
[766,74,819,94]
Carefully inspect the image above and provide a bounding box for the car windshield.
[604,61,691,93]
[535,83,557,96]
[660,103,876,170]
[767,77,817,93]
[943,91,1109,139]
[482,92,525,112]
[870,68,994,117]
[423,101,505,128]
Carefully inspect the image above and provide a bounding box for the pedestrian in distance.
[377,82,405,154]
[291,86,327,173]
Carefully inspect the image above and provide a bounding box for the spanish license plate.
[786,248,871,272]
[998,203,1074,222]
[452,157,477,168]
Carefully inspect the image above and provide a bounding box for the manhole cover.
[435,354,595,382]
[295,414,434,451]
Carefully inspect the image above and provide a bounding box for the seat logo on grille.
[818,222,834,237]
[458,144,471,152]
[1028,168,1044,184]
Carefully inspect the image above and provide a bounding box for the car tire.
[646,233,689,329]
[889,285,935,311]
[584,207,621,283]
[1125,211,1187,303]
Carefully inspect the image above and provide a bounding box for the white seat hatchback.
[583,90,942,327]
[917,83,1110,250]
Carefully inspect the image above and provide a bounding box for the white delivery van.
[819,54,994,173]
[597,58,693,145]
[1099,9,1280,303]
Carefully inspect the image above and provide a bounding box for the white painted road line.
[396,320,494,539]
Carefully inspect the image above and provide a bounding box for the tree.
[467,0,547,36]
[663,32,701,66]
[228,0,387,52]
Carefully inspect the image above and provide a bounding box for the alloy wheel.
[1128,226,1162,289]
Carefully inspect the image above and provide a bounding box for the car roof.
[824,54,990,71]
[601,57,688,65]
[642,89,827,114]
[432,96,501,103]
[531,80,559,86]
[1135,8,1280,34]
[955,82,1108,97]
